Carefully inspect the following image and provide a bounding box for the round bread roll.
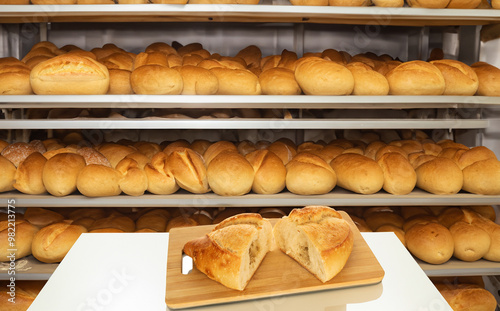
[0,220,39,262]
[400,206,431,220]
[371,0,403,6]
[415,157,463,195]
[30,54,109,95]
[245,149,286,194]
[177,65,218,95]
[457,146,497,170]
[236,45,262,69]
[89,215,135,232]
[285,153,337,195]
[190,140,212,157]
[471,62,500,96]
[386,60,445,95]
[294,57,354,95]
[364,141,386,160]
[430,59,479,95]
[76,164,122,197]
[13,152,47,195]
[107,69,133,95]
[144,152,179,195]
[133,52,169,70]
[345,62,389,95]
[210,67,261,95]
[266,141,297,165]
[31,223,87,263]
[462,159,500,195]
[207,151,254,196]
[0,155,16,192]
[406,222,454,264]
[365,211,404,231]
[1,142,37,167]
[166,215,198,232]
[133,141,162,159]
[237,140,256,156]
[259,67,301,95]
[24,207,64,228]
[168,147,209,194]
[131,65,183,95]
[450,221,490,262]
[330,153,384,194]
[145,42,177,55]
[42,153,86,197]
[100,53,134,71]
[377,152,417,195]
[407,0,450,7]
[376,225,406,246]
[297,141,323,153]
[115,158,148,196]
[203,141,238,167]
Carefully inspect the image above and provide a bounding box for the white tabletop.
[28,232,452,311]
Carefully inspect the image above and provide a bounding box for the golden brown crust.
[330,153,384,194]
[168,147,209,194]
[24,207,65,228]
[0,220,39,262]
[405,222,454,264]
[259,67,301,95]
[386,60,445,95]
[0,155,16,192]
[210,67,262,95]
[346,62,389,95]
[31,223,87,263]
[294,57,354,95]
[430,59,479,95]
[245,149,286,194]
[207,151,254,196]
[177,65,218,95]
[286,153,337,195]
[377,152,417,195]
[76,164,122,197]
[42,153,86,197]
[471,62,500,96]
[462,159,500,195]
[89,215,135,232]
[415,157,463,195]
[144,152,179,195]
[131,64,183,95]
[14,152,47,195]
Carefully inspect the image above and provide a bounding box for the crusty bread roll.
[30,54,109,95]
[76,164,122,197]
[115,158,148,196]
[407,0,450,7]
[462,159,500,195]
[0,220,39,262]
[294,57,354,95]
[386,60,445,95]
[107,69,133,94]
[286,153,337,195]
[184,213,272,291]
[415,157,463,195]
[430,59,479,95]
[437,284,497,311]
[133,52,169,70]
[24,207,64,228]
[468,205,496,222]
[100,52,134,71]
[97,143,136,169]
[236,45,261,69]
[163,140,191,156]
[144,152,179,195]
[177,65,218,95]
[210,67,262,95]
[190,210,213,225]
[207,151,254,196]
[463,210,500,262]
[377,152,417,195]
[400,206,431,220]
[13,152,47,195]
[42,153,86,197]
[457,146,497,170]
[71,217,96,229]
[1,142,37,167]
[266,141,297,166]
[346,62,389,95]
[245,149,286,194]
[168,147,209,194]
[166,215,198,232]
[89,215,135,232]
[0,64,32,95]
[145,42,177,55]
[203,141,238,167]
[0,155,16,192]
[31,223,87,263]
[0,280,46,311]
[450,221,491,262]
[438,207,466,228]
[330,153,384,194]
[131,65,183,95]
[405,223,454,264]
[471,62,500,96]
[259,67,302,95]
[273,206,353,283]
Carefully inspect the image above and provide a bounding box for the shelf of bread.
[0,118,489,130]
[0,4,500,26]
[2,189,500,207]
[418,258,500,277]
[1,95,499,109]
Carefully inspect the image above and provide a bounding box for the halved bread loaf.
[273,206,353,283]
[183,213,272,291]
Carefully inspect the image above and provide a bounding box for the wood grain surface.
[166,211,384,309]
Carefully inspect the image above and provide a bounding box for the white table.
[28,232,452,311]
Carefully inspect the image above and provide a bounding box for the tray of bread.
[165,206,384,309]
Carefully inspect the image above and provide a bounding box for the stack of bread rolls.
[7,40,500,96]
[1,134,500,197]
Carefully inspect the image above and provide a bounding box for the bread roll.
[168,147,209,194]
[403,215,439,232]
[405,223,454,264]
[207,151,254,196]
[163,140,191,156]
[259,67,301,95]
[97,143,136,168]
[1,142,37,167]
[144,152,179,195]
[294,57,354,95]
[71,217,96,229]
[430,59,479,95]
[401,206,431,220]
[31,223,87,263]
[107,69,133,94]
[289,0,328,4]
[365,211,405,231]
[210,67,261,95]
[115,158,148,196]
[76,164,122,197]
[0,220,39,262]
[407,0,450,7]
[203,141,238,167]
[371,0,403,6]
[0,155,16,192]
[438,207,465,228]
[13,152,47,195]
[69,208,107,221]
[184,213,272,291]
[346,62,389,95]
[245,149,286,194]
[89,215,135,232]
[190,210,213,226]
[0,64,32,95]
[330,153,384,194]
[131,65,183,95]
[236,45,262,69]
[468,205,496,222]
[386,60,445,95]
[286,153,337,195]
[450,221,490,261]
[175,65,218,95]
[376,225,406,246]
[24,207,64,228]
[438,284,497,311]
[464,211,500,261]
[377,152,417,195]
[30,54,109,95]
[457,146,497,170]
[133,141,162,159]
[462,159,500,195]
[471,62,500,96]
[493,0,500,8]
[166,215,198,232]
[415,157,463,195]
[273,206,353,283]
[42,153,86,197]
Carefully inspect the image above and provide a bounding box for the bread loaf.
[0,155,16,192]
[294,57,354,95]
[346,62,389,95]
[144,152,179,195]
[450,221,491,262]
[259,67,301,95]
[462,159,500,195]
[168,147,209,194]
[31,223,87,263]
[285,153,337,195]
[415,157,463,195]
[131,65,183,95]
[330,153,384,194]
[245,149,286,194]
[437,284,497,311]
[210,67,261,95]
[273,206,353,283]
[13,152,47,195]
[43,153,86,197]
[184,213,272,291]
[76,164,122,197]
[177,65,218,95]
[405,223,454,264]
[0,63,32,95]
[471,62,500,96]
[203,141,238,167]
[107,69,133,94]
[377,152,417,195]
[430,59,479,95]
[1,142,37,167]
[115,158,148,196]
[24,207,64,228]
[207,151,254,196]
[0,220,39,262]
[386,60,445,95]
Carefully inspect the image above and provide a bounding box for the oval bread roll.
[386,60,445,95]
[471,62,500,96]
[377,152,416,195]
[294,57,354,95]
[330,153,384,194]
[259,67,301,95]
[168,147,209,194]
[24,207,64,228]
[0,220,39,262]
[462,159,500,195]
[430,59,479,95]
[207,151,254,196]
[131,65,183,95]
[0,155,16,192]
[177,65,218,95]
[346,62,389,95]
[13,152,47,195]
[0,64,33,95]
[210,67,261,95]
[415,157,463,195]
[144,152,179,195]
[450,221,490,262]
[115,158,148,196]
[107,69,133,95]
[245,149,286,194]
[42,153,86,197]
[285,153,337,195]
[406,222,454,264]
[31,223,87,263]
[76,164,122,197]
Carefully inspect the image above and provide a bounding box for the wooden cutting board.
[166,211,384,309]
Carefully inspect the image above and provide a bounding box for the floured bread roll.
[183,213,273,291]
[273,206,353,283]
